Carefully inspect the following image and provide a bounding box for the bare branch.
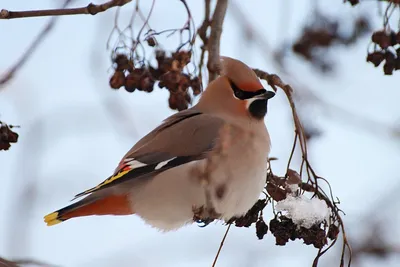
[212,223,231,267]
[0,257,56,267]
[253,68,353,267]
[197,0,211,83]
[0,257,18,267]
[0,0,131,20]
[207,0,228,83]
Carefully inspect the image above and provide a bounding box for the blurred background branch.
[1,0,399,267]
[0,0,73,88]
[0,0,131,20]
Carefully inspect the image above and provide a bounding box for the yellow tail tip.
[44,212,62,226]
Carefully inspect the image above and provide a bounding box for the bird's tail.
[44,194,134,226]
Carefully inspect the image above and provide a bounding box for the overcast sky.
[0,0,399,267]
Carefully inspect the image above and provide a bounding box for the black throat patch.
[229,80,269,119]
[249,99,268,119]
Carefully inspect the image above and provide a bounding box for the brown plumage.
[44,56,275,230]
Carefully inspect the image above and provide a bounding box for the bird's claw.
[192,205,221,227]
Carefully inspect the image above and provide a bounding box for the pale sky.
[0,0,399,267]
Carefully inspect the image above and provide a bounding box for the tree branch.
[0,257,55,267]
[0,0,131,20]
[207,0,228,83]
[0,0,132,88]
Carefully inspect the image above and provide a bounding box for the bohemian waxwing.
[44,56,275,230]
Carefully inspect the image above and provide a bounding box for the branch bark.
[0,257,54,267]
[207,0,228,83]
[0,0,132,88]
[0,0,131,20]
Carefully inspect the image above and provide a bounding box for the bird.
[44,56,275,231]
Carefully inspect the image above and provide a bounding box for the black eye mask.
[229,80,266,100]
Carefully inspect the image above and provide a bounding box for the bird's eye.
[234,89,244,99]
[230,80,245,100]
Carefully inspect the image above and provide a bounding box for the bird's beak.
[256,90,275,100]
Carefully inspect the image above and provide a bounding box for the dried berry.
[385,50,396,63]
[366,51,385,67]
[300,183,315,192]
[286,169,302,185]
[140,75,155,93]
[149,66,161,80]
[292,43,312,60]
[371,31,386,45]
[109,71,125,89]
[229,199,267,227]
[0,142,11,150]
[168,94,178,110]
[159,57,173,73]
[390,31,398,46]
[172,50,192,68]
[155,50,166,62]
[328,224,339,240]
[371,31,391,49]
[256,218,269,240]
[0,123,19,151]
[146,37,156,47]
[114,54,130,71]
[347,0,359,6]
[266,183,287,201]
[158,81,166,89]
[184,91,191,104]
[269,218,279,234]
[125,71,141,92]
[160,71,180,92]
[395,57,400,70]
[179,74,191,91]
[383,61,394,75]
[175,92,189,111]
[190,77,202,96]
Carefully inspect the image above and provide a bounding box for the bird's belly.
[130,161,208,231]
[130,137,269,231]
[210,147,268,220]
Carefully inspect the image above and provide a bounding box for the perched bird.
[44,56,275,231]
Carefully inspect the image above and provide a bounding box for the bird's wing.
[73,109,225,199]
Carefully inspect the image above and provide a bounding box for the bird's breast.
[208,125,270,219]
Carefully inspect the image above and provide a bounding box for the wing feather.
[73,109,223,199]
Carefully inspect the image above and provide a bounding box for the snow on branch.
[276,194,330,229]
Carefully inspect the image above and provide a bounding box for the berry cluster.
[346,0,359,6]
[269,216,330,249]
[0,122,18,151]
[347,0,400,6]
[229,199,267,228]
[367,30,400,75]
[109,50,202,111]
[292,16,369,72]
[227,199,269,240]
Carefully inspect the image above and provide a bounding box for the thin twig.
[253,68,352,267]
[0,0,131,20]
[212,223,232,267]
[285,132,298,173]
[0,257,56,267]
[197,0,211,84]
[207,0,228,83]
